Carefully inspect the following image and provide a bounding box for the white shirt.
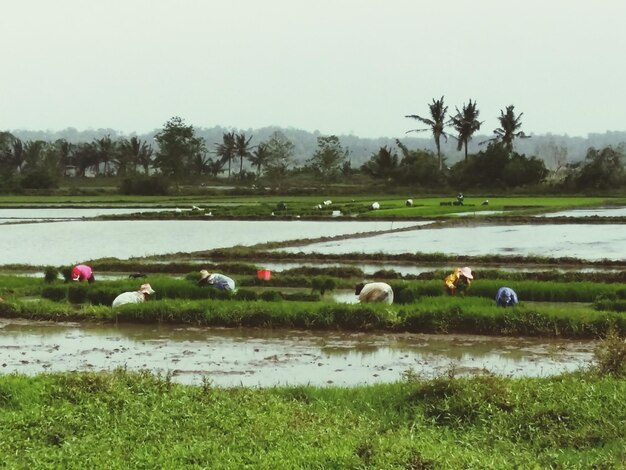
[112,291,146,308]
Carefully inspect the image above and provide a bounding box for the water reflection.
[277,224,626,261]
[0,219,419,265]
[0,319,595,387]
[0,207,164,224]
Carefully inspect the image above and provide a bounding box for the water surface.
[0,319,595,387]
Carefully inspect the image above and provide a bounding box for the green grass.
[0,194,621,219]
[0,369,624,468]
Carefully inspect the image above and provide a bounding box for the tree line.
[0,110,624,194]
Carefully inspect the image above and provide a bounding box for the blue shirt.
[495,287,518,307]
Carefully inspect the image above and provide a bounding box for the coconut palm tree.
[235,132,254,178]
[215,132,236,178]
[481,105,530,152]
[450,100,483,161]
[405,96,449,170]
[248,142,270,176]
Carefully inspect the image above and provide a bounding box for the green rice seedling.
[43,266,59,283]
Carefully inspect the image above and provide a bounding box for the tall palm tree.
[483,105,530,152]
[405,96,449,170]
[235,132,254,178]
[214,132,236,178]
[248,142,269,176]
[450,100,482,161]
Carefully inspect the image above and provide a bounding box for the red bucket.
[257,269,271,281]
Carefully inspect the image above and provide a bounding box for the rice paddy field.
[0,195,625,468]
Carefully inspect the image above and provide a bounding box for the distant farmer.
[495,287,518,307]
[112,283,155,308]
[355,282,394,304]
[444,267,473,295]
[72,264,95,283]
[198,270,236,291]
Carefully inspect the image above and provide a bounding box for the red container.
[257,269,271,281]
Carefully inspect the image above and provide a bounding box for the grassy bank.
[0,368,624,468]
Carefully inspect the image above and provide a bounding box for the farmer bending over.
[444,267,473,295]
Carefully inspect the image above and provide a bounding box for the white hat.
[199,269,210,281]
[460,267,473,279]
[139,283,155,295]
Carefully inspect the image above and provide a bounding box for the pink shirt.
[72,264,93,281]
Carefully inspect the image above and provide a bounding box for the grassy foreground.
[0,369,624,469]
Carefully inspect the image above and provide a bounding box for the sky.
[2,0,625,139]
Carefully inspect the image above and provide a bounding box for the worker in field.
[72,264,95,283]
[198,269,236,291]
[112,283,156,308]
[495,287,518,307]
[444,267,473,295]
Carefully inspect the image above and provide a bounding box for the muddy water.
[0,319,595,387]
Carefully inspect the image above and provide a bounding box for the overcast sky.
[2,0,625,139]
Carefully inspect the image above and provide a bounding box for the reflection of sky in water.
[0,219,420,265]
[0,207,164,223]
[538,207,626,218]
[277,224,626,261]
[0,321,594,387]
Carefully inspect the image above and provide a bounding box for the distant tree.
[154,116,206,187]
[93,135,118,175]
[234,133,254,179]
[118,136,153,175]
[22,140,48,172]
[248,142,270,176]
[214,132,236,178]
[73,142,98,177]
[405,96,450,171]
[206,157,226,177]
[450,100,482,161]
[564,145,625,190]
[52,139,74,174]
[0,132,23,175]
[308,135,349,180]
[361,146,399,179]
[394,140,445,187]
[264,131,294,186]
[481,105,530,152]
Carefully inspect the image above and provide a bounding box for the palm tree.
[481,105,530,152]
[118,136,153,175]
[214,132,236,178]
[450,100,482,161]
[405,96,449,170]
[235,132,254,178]
[93,135,117,175]
[248,142,270,176]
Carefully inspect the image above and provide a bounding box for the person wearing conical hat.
[112,283,156,308]
[198,270,236,291]
[444,267,473,295]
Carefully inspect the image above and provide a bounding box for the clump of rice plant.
[43,266,59,283]
[594,330,626,376]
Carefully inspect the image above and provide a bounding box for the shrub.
[119,175,170,195]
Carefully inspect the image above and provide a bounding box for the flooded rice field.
[538,206,626,217]
[277,223,626,261]
[0,319,595,387]
[0,219,420,265]
[0,207,165,223]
